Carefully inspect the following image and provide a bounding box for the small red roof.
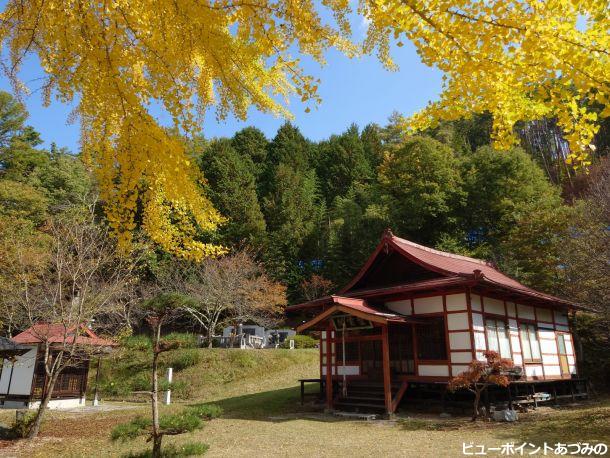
[12,323,116,347]
[296,295,420,332]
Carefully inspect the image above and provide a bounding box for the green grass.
[90,336,319,402]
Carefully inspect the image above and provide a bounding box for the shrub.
[280,334,318,349]
[168,349,201,371]
[9,411,38,438]
[122,335,152,351]
[187,404,223,420]
[111,416,152,442]
[168,380,191,399]
[228,350,257,368]
[158,411,202,433]
[124,441,209,458]
[130,372,152,392]
[164,332,199,349]
[99,379,132,397]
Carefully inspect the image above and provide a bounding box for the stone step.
[335,401,387,411]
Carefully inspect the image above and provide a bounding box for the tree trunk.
[152,434,163,457]
[207,327,214,348]
[27,370,60,439]
[472,389,482,422]
[151,325,163,458]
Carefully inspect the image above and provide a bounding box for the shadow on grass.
[187,385,337,423]
[0,424,13,440]
[491,401,610,445]
[397,418,463,431]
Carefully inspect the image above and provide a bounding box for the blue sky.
[0,19,443,152]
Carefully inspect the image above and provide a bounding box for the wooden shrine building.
[286,230,583,415]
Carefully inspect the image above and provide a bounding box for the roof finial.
[383,227,394,239]
[472,269,483,280]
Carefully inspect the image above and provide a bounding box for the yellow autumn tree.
[0,1,608,258]
[362,0,609,167]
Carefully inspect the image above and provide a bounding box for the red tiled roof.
[388,235,573,306]
[287,277,475,312]
[288,231,576,314]
[296,295,420,332]
[12,323,116,347]
[328,296,404,320]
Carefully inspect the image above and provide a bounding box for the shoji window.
[519,323,542,362]
[485,318,512,359]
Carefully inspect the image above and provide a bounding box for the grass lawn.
[0,349,608,457]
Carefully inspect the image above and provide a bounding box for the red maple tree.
[448,350,515,421]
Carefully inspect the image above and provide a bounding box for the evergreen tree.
[360,123,384,169]
[325,183,389,286]
[198,138,266,246]
[231,127,268,167]
[460,145,562,255]
[316,124,372,204]
[378,136,466,245]
[260,123,323,298]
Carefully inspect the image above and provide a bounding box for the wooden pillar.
[381,324,392,415]
[325,321,333,411]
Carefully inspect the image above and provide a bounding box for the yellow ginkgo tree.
[0,0,608,258]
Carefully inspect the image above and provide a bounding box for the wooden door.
[361,340,383,380]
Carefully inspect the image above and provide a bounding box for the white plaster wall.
[506,302,516,317]
[447,312,469,330]
[418,365,449,377]
[28,397,86,410]
[554,311,569,325]
[525,365,544,378]
[385,299,412,315]
[0,345,37,396]
[556,324,570,332]
[413,296,443,314]
[517,304,535,320]
[470,294,482,311]
[451,352,473,364]
[451,365,469,376]
[484,297,505,315]
[320,366,360,376]
[536,307,553,323]
[445,293,467,311]
[449,332,471,350]
[543,354,560,366]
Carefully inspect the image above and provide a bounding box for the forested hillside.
[1,92,608,384]
[191,114,609,306]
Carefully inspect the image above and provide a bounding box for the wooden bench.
[298,378,323,405]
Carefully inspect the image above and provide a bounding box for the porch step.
[335,401,387,412]
[339,395,385,402]
[333,411,378,421]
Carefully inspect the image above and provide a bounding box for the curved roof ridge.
[391,235,496,269]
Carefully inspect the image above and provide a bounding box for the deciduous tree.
[448,350,514,421]
[15,201,136,439]
[2,2,606,256]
